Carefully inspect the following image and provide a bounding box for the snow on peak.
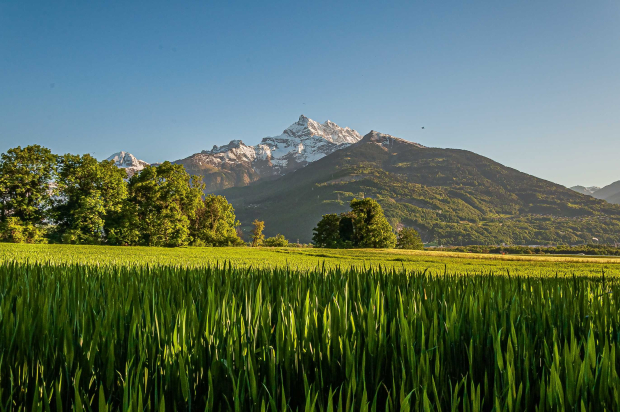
[106,151,149,176]
[281,116,362,145]
[182,116,362,177]
[203,140,248,155]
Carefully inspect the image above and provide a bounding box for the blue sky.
[1,1,619,187]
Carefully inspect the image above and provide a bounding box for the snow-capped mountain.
[106,151,149,177]
[569,185,601,196]
[175,115,363,191]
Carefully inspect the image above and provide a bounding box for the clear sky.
[1,1,619,187]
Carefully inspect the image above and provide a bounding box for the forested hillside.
[222,131,620,245]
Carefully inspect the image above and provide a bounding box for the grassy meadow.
[2,243,620,276]
[0,244,620,411]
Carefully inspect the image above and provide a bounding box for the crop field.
[0,244,620,411]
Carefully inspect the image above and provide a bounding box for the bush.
[396,228,424,250]
[263,234,289,247]
[0,217,47,244]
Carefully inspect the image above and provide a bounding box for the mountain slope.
[175,115,361,192]
[221,131,620,245]
[592,180,620,202]
[606,192,620,205]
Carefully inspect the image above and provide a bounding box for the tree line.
[0,145,423,249]
[0,145,247,246]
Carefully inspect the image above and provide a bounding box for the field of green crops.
[1,244,620,411]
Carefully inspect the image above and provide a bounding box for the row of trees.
[0,145,243,247]
[0,145,423,249]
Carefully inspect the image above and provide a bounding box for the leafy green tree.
[0,217,47,243]
[0,145,56,226]
[350,198,396,248]
[396,227,424,250]
[191,194,243,246]
[251,219,265,247]
[312,214,342,248]
[123,162,204,247]
[313,200,395,249]
[264,234,289,247]
[52,154,128,244]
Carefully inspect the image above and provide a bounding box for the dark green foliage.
[0,145,56,225]
[396,227,424,249]
[122,162,205,247]
[263,233,289,247]
[52,154,128,244]
[338,212,354,243]
[312,213,343,248]
[450,243,620,255]
[1,260,620,410]
[350,198,397,248]
[313,198,396,248]
[191,194,243,246]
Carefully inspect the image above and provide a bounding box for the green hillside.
[220,132,620,245]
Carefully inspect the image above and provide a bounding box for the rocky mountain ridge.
[174,115,362,191]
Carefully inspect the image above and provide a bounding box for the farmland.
[1,244,620,410]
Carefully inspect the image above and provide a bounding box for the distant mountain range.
[570,182,620,205]
[105,116,620,245]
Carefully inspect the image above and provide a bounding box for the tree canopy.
[313,198,396,248]
[52,154,128,244]
[191,194,243,246]
[0,146,252,247]
[123,162,204,247]
[0,145,56,225]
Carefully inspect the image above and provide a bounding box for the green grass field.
[2,243,620,277]
[0,244,619,411]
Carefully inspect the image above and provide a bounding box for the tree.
[350,198,396,248]
[191,194,243,246]
[396,228,424,250]
[251,219,265,247]
[52,154,128,244]
[312,214,342,248]
[0,145,56,227]
[264,234,289,247]
[123,162,204,247]
[313,199,396,249]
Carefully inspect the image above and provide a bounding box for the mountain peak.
[362,131,425,148]
[281,115,361,145]
[106,151,149,176]
[203,140,248,154]
[175,116,362,192]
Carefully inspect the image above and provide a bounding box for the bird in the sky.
[421,127,425,129]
